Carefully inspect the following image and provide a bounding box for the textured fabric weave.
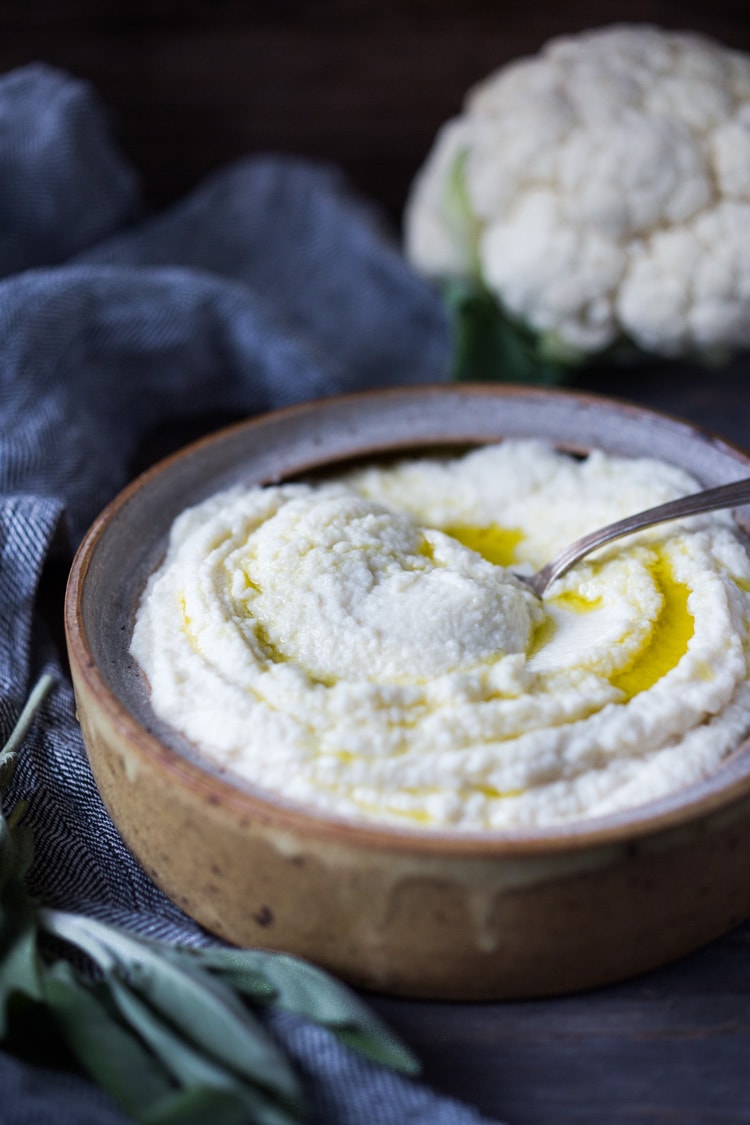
[0,63,504,1124]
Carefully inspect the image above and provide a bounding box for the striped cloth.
[0,63,504,1125]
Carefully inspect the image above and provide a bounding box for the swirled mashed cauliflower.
[130,442,750,830]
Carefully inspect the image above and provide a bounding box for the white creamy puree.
[131,441,750,830]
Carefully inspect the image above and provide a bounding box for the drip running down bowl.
[65,385,750,999]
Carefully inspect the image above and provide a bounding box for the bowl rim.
[65,382,750,858]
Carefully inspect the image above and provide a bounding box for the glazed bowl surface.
[65,384,750,998]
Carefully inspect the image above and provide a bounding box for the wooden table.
[4,4,750,1120]
[371,921,750,1124]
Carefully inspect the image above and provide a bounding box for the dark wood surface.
[4,4,750,1122]
[1,1,749,224]
[370,922,750,1124]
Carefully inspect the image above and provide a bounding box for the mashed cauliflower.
[130,442,750,830]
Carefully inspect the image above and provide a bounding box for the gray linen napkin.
[0,63,504,1124]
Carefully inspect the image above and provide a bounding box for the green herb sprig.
[0,675,419,1124]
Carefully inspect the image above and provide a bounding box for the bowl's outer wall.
[66,386,750,997]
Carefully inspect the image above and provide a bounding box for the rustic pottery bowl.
[65,385,750,999]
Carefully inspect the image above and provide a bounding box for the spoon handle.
[529,475,750,596]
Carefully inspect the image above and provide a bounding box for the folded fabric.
[0,63,505,1124]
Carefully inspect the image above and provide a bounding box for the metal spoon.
[521,475,750,598]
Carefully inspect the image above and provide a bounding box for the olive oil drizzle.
[610,553,694,700]
[443,523,524,567]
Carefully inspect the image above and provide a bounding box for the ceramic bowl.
[65,384,750,999]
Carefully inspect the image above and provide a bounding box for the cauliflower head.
[405,25,750,368]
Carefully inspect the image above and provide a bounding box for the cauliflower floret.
[405,24,750,363]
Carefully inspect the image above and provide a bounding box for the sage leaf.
[0,756,13,799]
[140,1085,299,1125]
[105,977,301,1125]
[0,815,19,890]
[42,960,176,1116]
[0,800,34,899]
[0,882,43,1034]
[44,960,299,1125]
[185,947,421,1075]
[0,820,34,888]
[161,947,275,1002]
[0,813,43,1038]
[41,910,303,1111]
